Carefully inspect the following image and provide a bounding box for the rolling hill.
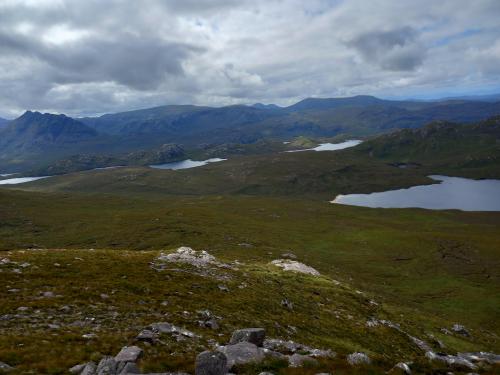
[2,96,500,174]
[352,116,500,178]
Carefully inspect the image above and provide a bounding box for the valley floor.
[0,190,499,373]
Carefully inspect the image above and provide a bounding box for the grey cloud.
[348,27,425,71]
[0,0,499,117]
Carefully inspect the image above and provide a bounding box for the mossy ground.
[0,190,499,373]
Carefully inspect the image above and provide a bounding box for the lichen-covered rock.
[118,362,140,374]
[114,346,143,363]
[425,351,477,371]
[217,342,265,370]
[80,362,97,375]
[229,328,266,347]
[157,247,218,268]
[457,351,500,365]
[195,351,227,375]
[451,324,471,337]
[288,353,318,367]
[0,362,14,372]
[69,363,88,374]
[136,329,158,344]
[388,362,412,374]
[270,259,320,275]
[347,352,371,366]
[96,356,117,374]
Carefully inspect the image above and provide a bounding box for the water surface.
[332,175,500,211]
[150,158,226,170]
[287,140,362,152]
[0,176,50,185]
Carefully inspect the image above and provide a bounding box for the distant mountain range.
[1,95,500,172]
[0,117,10,128]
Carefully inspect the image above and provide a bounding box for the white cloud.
[0,0,499,117]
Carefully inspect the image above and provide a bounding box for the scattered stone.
[217,285,229,292]
[457,352,500,365]
[100,294,110,300]
[195,351,227,375]
[150,322,176,334]
[136,329,158,344]
[229,328,266,347]
[0,362,14,372]
[238,243,253,248]
[281,298,293,310]
[115,346,143,362]
[271,259,320,276]
[288,353,318,367]
[347,352,371,366]
[199,318,219,330]
[281,252,297,259]
[17,306,29,312]
[425,351,477,371]
[69,363,87,374]
[408,335,432,352]
[388,362,412,374]
[451,324,470,337]
[217,342,265,370]
[42,291,55,298]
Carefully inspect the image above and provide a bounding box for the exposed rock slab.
[270,259,320,275]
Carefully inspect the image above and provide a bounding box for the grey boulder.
[96,356,118,374]
[347,352,371,366]
[0,362,14,372]
[115,346,144,363]
[288,353,318,367]
[229,328,266,347]
[218,342,265,370]
[195,351,227,375]
[81,362,97,375]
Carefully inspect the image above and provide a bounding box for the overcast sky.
[1,0,500,118]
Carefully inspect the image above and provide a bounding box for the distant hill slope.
[0,111,99,160]
[353,116,500,178]
[0,117,10,128]
[2,96,500,173]
[80,96,500,143]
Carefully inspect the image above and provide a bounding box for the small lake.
[150,158,226,170]
[0,176,50,185]
[332,175,500,211]
[287,140,362,152]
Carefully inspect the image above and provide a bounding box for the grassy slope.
[0,190,499,373]
[8,150,433,199]
[352,117,500,179]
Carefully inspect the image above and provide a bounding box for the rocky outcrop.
[136,322,200,344]
[229,328,266,347]
[347,352,371,366]
[270,259,320,275]
[425,351,477,371]
[151,247,234,280]
[217,341,265,370]
[195,351,227,375]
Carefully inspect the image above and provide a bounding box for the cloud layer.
[1,0,499,117]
